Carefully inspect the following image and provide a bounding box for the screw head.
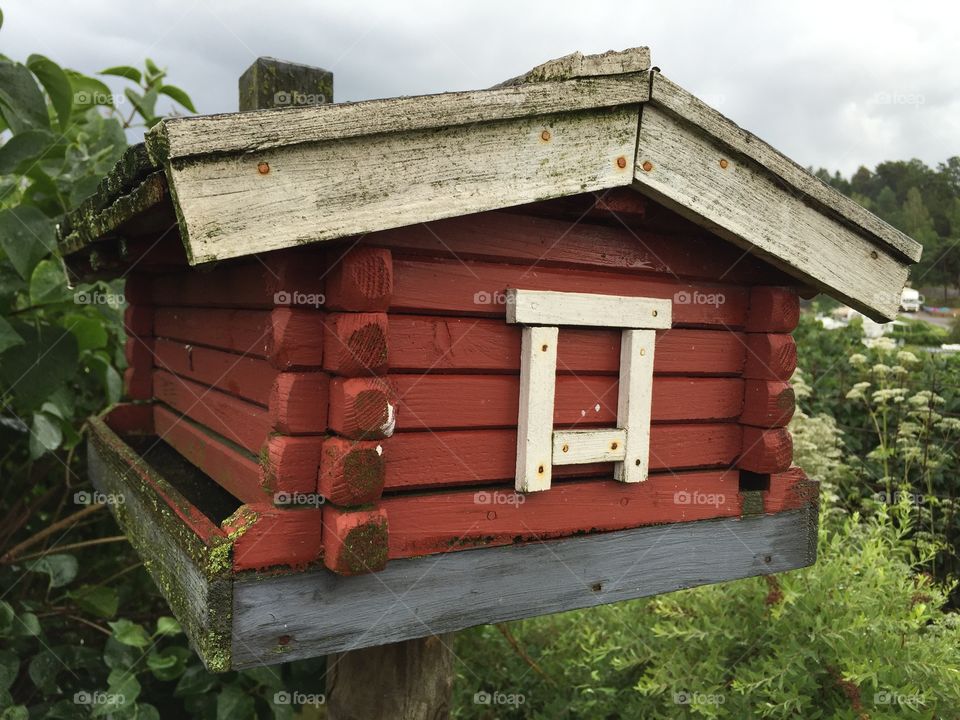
[641,160,653,172]
[562,444,569,453]
[257,161,270,174]
[540,129,551,142]
[719,158,729,169]
[616,156,627,169]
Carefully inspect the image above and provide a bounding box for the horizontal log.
[386,374,743,431]
[366,206,794,285]
[552,428,626,465]
[154,370,270,454]
[740,380,796,428]
[387,316,746,375]
[269,373,329,435]
[765,467,818,514]
[324,247,393,312]
[384,470,741,559]
[319,437,386,506]
[123,305,153,336]
[150,250,327,308]
[153,339,276,405]
[506,289,671,328]
[261,435,324,497]
[739,427,793,474]
[323,312,389,376]
[382,424,742,490]
[322,506,389,575]
[389,257,749,326]
[746,287,800,333]
[154,307,325,369]
[223,503,323,572]
[124,274,152,305]
[154,405,267,504]
[124,336,154,369]
[743,333,797,381]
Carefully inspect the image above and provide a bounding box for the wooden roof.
[59,47,922,321]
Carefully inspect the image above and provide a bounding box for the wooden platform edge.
[86,420,234,672]
[230,501,818,668]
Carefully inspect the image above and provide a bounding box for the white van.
[900,288,924,312]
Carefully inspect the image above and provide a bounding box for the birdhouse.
[59,48,921,671]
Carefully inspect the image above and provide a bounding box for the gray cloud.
[2,0,956,174]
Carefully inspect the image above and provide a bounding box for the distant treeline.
[814,158,960,300]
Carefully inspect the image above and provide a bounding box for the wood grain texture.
[154,307,325,369]
[739,427,793,474]
[268,372,329,435]
[382,424,742,490]
[388,374,744,431]
[740,380,796,428]
[506,289,671,328]
[495,48,649,86]
[223,504,323,572]
[385,471,740,558]
[389,257,748,326]
[649,73,921,264]
[323,312,389,376]
[322,506,389,575]
[632,103,910,320]
[746,287,800,333]
[153,339,276,405]
[261,435,324,496]
[743,334,797,381]
[150,250,326,307]
[153,404,267,504]
[553,429,625,465]
[319,437,386,506]
[515,326,558,492]
[324,248,393,312]
[765,467,819,514]
[386,317,746,376]
[616,329,656,482]
[328,377,396,439]
[231,505,818,667]
[160,105,639,263]
[149,75,649,161]
[366,206,795,285]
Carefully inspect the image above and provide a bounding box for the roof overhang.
[59,47,921,321]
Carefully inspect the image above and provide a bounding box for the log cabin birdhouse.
[59,48,922,671]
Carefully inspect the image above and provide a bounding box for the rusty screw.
[541,129,551,142]
[610,441,619,450]
[719,158,729,169]
[257,161,270,175]
[616,156,627,169]
[562,444,569,453]
[641,160,653,172]
[870,250,879,259]
[541,343,549,352]
[537,464,545,474]
[652,309,658,317]
[487,510,497,521]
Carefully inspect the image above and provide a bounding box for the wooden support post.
[326,634,455,720]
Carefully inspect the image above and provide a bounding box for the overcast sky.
[2,0,956,176]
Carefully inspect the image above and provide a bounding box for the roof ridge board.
[493,47,651,88]
[147,73,650,165]
[649,73,922,263]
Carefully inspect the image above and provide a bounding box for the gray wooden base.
[232,505,816,668]
[87,423,817,671]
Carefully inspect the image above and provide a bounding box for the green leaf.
[103,637,138,671]
[13,612,40,637]
[146,646,190,681]
[95,669,140,716]
[0,706,28,720]
[174,664,216,697]
[0,128,58,174]
[0,322,79,410]
[108,619,151,648]
[63,314,108,351]
[158,84,196,113]
[145,58,162,79]
[100,66,141,84]
[216,684,255,720]
[0,205,56,280]
[0,603,13,636]
[0,59,50,133]
[28,651,60,694]
[0,650,19,692]
[26,55,73,131]
[29,410,62,457]
[155,616,182,637]
[26,554,77,588]
[0,317,24,354]
[29,258,69,305]
[65,70,114,109]
[69,585,119,618]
